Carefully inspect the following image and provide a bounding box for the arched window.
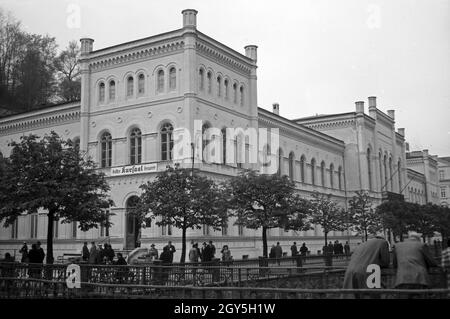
[100,132,112,168]
[161,123,174,161]
[263,144,271,168]
[321,161,326,187]
[207,72,212,94]
[169,67,176,90]
[157,69,165,92]
[199,69,204,91]
[239,86,244,106]
[288,152,295,180]
[108,80,116,101]
[233,83,237,104]
[311,159,316,185]
[129,128,142,165]
[202,123,210,162]
[367,148,372,191]
[224,79,229,100]
[277,149,283,176]
[127,76,134,97]
[330,164,334,188]
[138,74,145,95]
[99,82,105,102]
[398,160,402,192]
[379,152,383,191]
[389,157,393,191]
[383,155,388,191]
[338,166,342,190]
[300,155,306,183]
[221,128,227,165]
[235,136,242,168]
[126,196,140,242]
[217,76,222,97]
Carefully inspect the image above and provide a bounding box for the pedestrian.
[393,232,438,290]
[105,243,115,263]
[300,243,308,256]
[333,240,340,255]
[88,242,98,264]
[274,242,283,265]
[36,241,45,263]
[201,242,212,262]
[164,241,176,263]
[343,235,390,297]
[159,246,173,285]
[27,244,41,278]
[82,242,90,262]
[115,253,129,283]
[19,242,29,263]
[209,240,216,259]
[148,244,158,261]
[189,243,200,263]
[344,241,351,255]
[221,245,232,263]
[269,244,276,258]
[1,253,15,278]
[291,242,298,256]
[97,244,104,264]
[441,239,450,268]
[328,241,334,255]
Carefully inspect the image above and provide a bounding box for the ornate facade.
[0,9,423,260]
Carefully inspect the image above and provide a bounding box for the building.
[404,150,440,205]
[0,9,425,260]
[437,157,450,207]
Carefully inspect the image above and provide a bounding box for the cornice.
[88,39,185,72]
[0,103,81,136]
[196,39,252,76]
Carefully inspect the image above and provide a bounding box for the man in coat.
[343,236,390,291]
[88,242,98,264]
[393,232,438,289]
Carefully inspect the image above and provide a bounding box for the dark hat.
[151,244,155,247]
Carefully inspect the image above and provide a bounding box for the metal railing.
[1,277,449,299]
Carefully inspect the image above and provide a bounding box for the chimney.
[182,9,198,29]
[397,128,405,136]
[405,142,410,152]
[273,103,280,115]
[355,101,365,114]
[387,110,395,120]
[80,38,94,55]
[244,45,258,62]
[423,149,429,157]
[368,96,377,109]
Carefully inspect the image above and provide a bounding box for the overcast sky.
[2,0,449,156]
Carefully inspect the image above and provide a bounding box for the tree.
[348,191,383,241]
[309,192,347,246]
[226,170,308,257]
[55,40,81,102]
[137,166,228,263]
[377,200,414,242]
[0,132,113,264]
[407,203,437,242]
[429,204,450,243]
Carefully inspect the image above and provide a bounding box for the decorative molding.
[196,40,252,76]
[0,107,80,136]
[89,40,185,72]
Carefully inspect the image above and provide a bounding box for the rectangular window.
[238,225,244,236]
[441,187,447,198]
[53,220,58,239]
[30,214,38,239]
[11,219,18,239]
[222,225,228,236]
[440,170,445,180]
[203,224,210,236]
[72,221,77,239]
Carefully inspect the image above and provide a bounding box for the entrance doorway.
[125,196,141,250]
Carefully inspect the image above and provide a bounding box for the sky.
[1,0,449,156]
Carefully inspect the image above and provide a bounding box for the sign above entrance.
[111,163,157,176]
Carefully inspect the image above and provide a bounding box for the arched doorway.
[125,196,141,250]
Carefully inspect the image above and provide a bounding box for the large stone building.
[0,9,432,260]
[437,157,450,207]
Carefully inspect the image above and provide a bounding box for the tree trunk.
[262,226,267,257]
[180,226,187,263]
[324,231,328,247]
[46,209,55,264]
[364,229,368,242]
